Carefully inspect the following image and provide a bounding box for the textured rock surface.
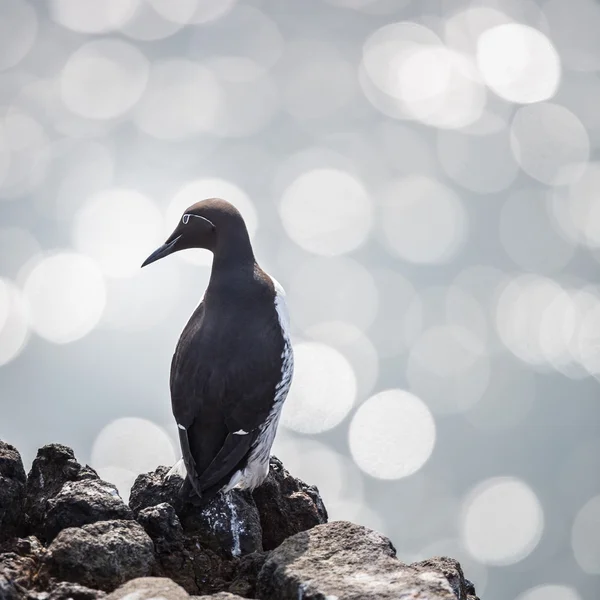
[257,521,468,600]
[44,479,133,541]
[129,465,183,517]
[179,489,262,557]
[46,520,155,591]
[252,457,328,551]
[25,444,99,540]
[0,439,480,600]
[106,577,188,600]
[0,442,27,541]
[47,581,107,600]
[131,465,262,558]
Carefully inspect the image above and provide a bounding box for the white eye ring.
[182,214,190,224]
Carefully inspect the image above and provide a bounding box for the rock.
[46,520,155,592]
[131,467,262,557]
[47,582,106,600]
[412,556,477,600]
[137,503,185,554]
[0,441,27,541]
[252,456,327,551]
[0,553,37,600]
[0,537,47,599]
[106,577,188,600]
[44,479,133,541]
[179,490,262,557]
[193,594,246,599]
[129,466,182,517]
[257,521,464,600]
[226,552,267,598]
[25,444,99,540]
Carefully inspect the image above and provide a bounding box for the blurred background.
[0,0,599,598]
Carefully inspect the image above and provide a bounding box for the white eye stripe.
[181,213,216,229]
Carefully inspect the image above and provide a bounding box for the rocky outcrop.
[0,442,27,542]
[257,521,479,600]
[46,520,156,591]
[0,440,480,600]
[251,457,327,551]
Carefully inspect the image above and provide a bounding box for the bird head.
[141,198,250,268]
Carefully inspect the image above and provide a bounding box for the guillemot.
[142,198,293,505]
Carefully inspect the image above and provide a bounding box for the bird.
[141,198,293,506]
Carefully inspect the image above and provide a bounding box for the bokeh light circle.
[91,417,176,474]
[49,0,139,34]
[279,168,372,256]
[134,58,221,140]
[281,341,357,434]
[380,176,467,264]
[476,24,560,104]
[60,39,149,120]
[348,389,436,479]
[461,477,544,565]
[23,252,106,344]
[571,494,600,574]
[510,103,590,186]
[516,585,581,600]
[73,189,164,278]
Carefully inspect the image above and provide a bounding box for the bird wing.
[170,300,284,497]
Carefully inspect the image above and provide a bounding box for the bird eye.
[182,214,190,224]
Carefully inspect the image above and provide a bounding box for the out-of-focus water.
[1,1,599,598]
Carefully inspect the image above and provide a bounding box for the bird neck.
[208,228,256,287]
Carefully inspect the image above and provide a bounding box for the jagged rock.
[0,553,37,600]
[46,520,155,592]
[106,577,188,600]
[44,479,133,541]
[137,503,185,554]
[47,582,106,600]
[252,456,327,551]
[0,536,47,599]
[226,552,267,598]
[412,556,479,600]
[257,521,469,600]
[179,490,262,557]
[0,441,27,541]
[130,466,262,558]
[129,466,182,517]
[25,444,99,540]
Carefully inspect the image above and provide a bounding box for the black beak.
[141,235,182,268]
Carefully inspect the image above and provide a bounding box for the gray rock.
[129,466,182,517]
[192,594,246,599]
[25,444,99,540]
[0,552,39,600]
[47,581,106,600]
[179,490,262,557]
[257,521,463,600]
[131,466,262,557]
[252,456,327,551]
[0,441,27,541]
[44,479,133,541]
[106,577,188,600]
[412,556,477,600]
[46,520,155,592]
